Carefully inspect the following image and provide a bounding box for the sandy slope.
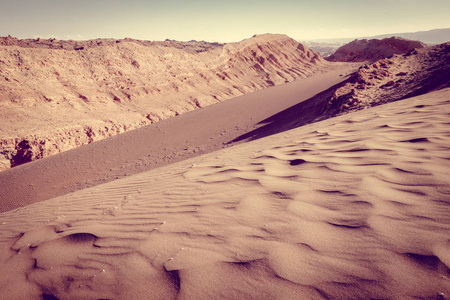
[0,34,325,170]
[0,63,358,212]
[0,87,449,299]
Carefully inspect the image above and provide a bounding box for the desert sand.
[0,34,449,299]
[3,40,448,212]
[0,62,358,212]
[0,87,449,299]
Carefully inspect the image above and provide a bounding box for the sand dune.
[1,87,449,299]
[0,63,358,212]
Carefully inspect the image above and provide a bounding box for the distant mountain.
[303,41,343,58]
[371,28,450,45]
[304,28,450,56]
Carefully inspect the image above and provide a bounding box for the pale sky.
[1,0,449,42]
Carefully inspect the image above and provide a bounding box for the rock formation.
[322,42,450,118]
[326,37,427,62]
[0,34,325,170]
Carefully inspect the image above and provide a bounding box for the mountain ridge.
[304,28,450,45]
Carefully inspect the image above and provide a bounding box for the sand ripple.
[1,88,450,299]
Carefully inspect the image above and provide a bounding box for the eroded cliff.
[0,34,326,170]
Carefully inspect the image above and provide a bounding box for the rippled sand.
[1,88,449,299]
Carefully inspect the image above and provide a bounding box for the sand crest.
[0,88,449,299]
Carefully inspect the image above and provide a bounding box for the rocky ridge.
[326,37,427,62]
[0,35,224,52]
[0,34,325,170]
[322,42,450,118]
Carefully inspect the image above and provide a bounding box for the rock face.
[0,34,325,170]
[326,37,427,62]
[321,42,450,118]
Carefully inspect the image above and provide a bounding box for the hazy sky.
[1,0,449,42]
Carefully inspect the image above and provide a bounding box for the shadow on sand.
[229,57,450,145]
[228,78,350,144]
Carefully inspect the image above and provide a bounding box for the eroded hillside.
[322,42,450,118]
[326,37,426,62]
[227,42,450,144]
[0,34,326,170]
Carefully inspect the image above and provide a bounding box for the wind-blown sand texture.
[1,87,449,299]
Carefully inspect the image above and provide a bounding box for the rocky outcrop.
[326,37,427,62]
[0,34,326,170]
[0,120,150,170]
[221,34,322,87]
[321,42,450,118]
